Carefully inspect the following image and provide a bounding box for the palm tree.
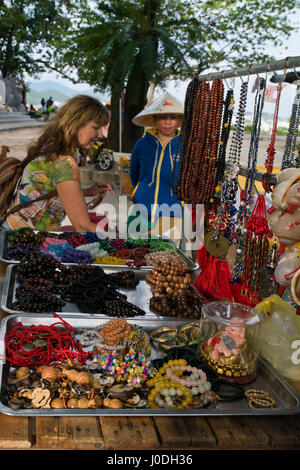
[53,0,297,152]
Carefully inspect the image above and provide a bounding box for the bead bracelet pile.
[245,389,276,409]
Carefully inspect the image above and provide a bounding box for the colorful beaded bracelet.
[166,365,207,387]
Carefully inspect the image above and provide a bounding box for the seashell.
[40,366,62,382]
[77,397,89,409]
[76,371,91,384]
[291,268,300,305]
[103,397,123,409]
[14,367,30,383]
[51,398,65,409]
[87,395,102,408]
[63,369,80,382]
[67,398,79,408]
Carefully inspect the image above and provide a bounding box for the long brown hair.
[27,95,109,160]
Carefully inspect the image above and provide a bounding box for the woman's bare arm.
[56,179,97,232]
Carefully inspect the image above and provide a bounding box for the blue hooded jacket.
[130,129,182,225]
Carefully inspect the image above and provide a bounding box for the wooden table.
[1,261,300,451]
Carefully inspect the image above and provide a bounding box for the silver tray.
[0,231,198,271]
[0,314,299,416]
[1,264,170,319]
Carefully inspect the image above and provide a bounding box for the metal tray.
[1,264,169,319]
[0,231,198,271]
[0,314,299,416]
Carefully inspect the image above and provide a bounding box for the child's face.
[154,114,180,138]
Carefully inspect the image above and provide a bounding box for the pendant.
[205,231,229,260]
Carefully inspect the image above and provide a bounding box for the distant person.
[28,104,36,118]
[41,98,47,113]
[47,96,54,110]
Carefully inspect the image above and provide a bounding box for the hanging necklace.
[281,85,300,170]
[173,77,198,200]
[231,78,266,283]
[214,88,235,194]
[264,82,282,174]
[192,78,224,206]
[221,81,248,243]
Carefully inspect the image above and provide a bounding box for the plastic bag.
[255,295,300,380]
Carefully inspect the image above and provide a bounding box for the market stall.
[0,56,300,451]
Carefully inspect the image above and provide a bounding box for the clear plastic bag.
[255,295,300,380]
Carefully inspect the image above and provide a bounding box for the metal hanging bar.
[196,56,300,82]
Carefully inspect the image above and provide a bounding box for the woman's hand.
[84,182,113,209]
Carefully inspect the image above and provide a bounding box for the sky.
[29,12,300,120]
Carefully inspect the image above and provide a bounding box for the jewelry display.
[174,78,225,207]
[263,82,283,191]
[245,389,276,408]
[281,85,300,170]
[231,78,266,284]
[147,261,202,318]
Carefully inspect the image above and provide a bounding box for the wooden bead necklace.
[174,78,225,208]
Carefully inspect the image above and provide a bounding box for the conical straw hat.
[132,91,184,127]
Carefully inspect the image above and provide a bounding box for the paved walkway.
[0,120,45,131]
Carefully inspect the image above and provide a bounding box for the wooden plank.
[207,416,270,449]
[0,414,32,449]
[100,417,160,450]
[35,417,104,450]
[35,417,60,449]
[256,415,300,449]
[152,417,191,448]
[183,417,217,448]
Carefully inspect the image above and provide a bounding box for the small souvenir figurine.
[267,168,300,304]
[199,301,262,384]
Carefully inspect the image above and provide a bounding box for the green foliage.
[0,0,80,78]
[53,0,298,96]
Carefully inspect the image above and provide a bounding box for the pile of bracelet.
[150,324,198,351]
[13,252,145,316]
[5,230,180,267]
[95,318,137,355]
[146,359,219,409]
[147,261,202,319]
[245,389,276,409]
[97,348,154,385]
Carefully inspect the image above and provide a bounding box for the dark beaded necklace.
[281,86,300,170]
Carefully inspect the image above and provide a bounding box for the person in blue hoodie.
[128,92,184,237]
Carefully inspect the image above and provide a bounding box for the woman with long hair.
[2,95,110,233]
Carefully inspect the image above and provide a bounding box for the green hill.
[26,89,69,107]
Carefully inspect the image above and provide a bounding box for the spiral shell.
[15,367,30,382]
[67,398,79,408]
[76,371,91,384]
[51,398,65,409]
[40,366,62,382]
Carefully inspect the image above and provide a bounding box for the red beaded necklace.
[263,82,282,192]
[4,313,92,366]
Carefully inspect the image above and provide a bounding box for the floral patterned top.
[7,153,81,231]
